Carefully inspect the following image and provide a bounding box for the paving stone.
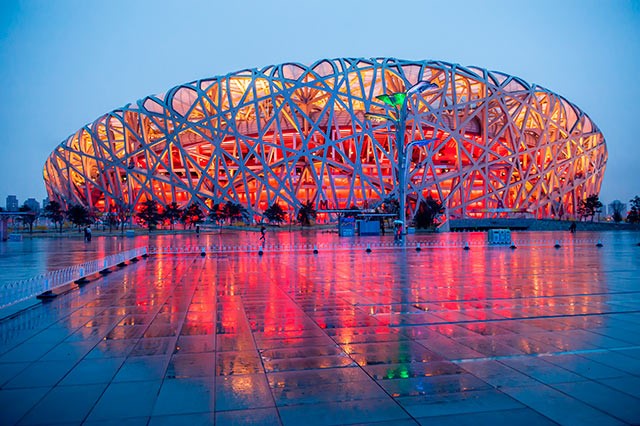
[0,231,639,425]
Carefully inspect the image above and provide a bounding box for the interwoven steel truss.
[44,57,607,221]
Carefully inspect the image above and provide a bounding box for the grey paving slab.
[0,361,29,387]
[3,359,77,389]
[214,407,280,425]
[149,412,215,426]
[500,383,627,426]
[85,379,162,421]
[112,354,170,382]
[0,386,50,425]
[396,388,524,418]
[166,352,216,378]
[458,359,553,388]
[598,376,640,399]
[152,377,215,416]
[17,383,107,425]
[215,374,273,411]
[59,356,126,386]
[277,397,412,425]
[498,356,589,385]
[83,417,148,426]
[0,230,639,425]
[542,353,629,380]
[378,373,492,397]
[271,376,387,406]
[552,381,640,424]
[417,407,558,425]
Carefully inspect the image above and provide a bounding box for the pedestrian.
[196,224,200,236]
[393,220,403,242]
[259,225,266,244]
[569,222,576,233]
[84,226,92,242]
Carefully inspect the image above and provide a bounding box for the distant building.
[24,198,40,213]
[42,197,49,210]
[6,195,18,212]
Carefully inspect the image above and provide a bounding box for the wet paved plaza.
[1,231,640,425]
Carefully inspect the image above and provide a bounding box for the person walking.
[393,220,403,242]
[259,225,266,244]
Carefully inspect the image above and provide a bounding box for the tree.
[43,200,65,232]
[610,200,625,223]
[297,200,317,226]
[67,204,91,230]
[381,197,399,217]
[104,210,119,232]
[379,197,399,230]
[208,203,223,226]
[413,197,444,229]
[182,203,204,229]
[18,204,37,233]
[116,204,133,233]
[577,194,603,222]
[222,201,248,224]
[263,203,286,225]
[162,202,183,230]
[627,196,640,224]
[137,199,161,230]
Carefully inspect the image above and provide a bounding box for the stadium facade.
[43,57,607,222]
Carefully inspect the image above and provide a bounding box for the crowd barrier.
[0,246,147,310]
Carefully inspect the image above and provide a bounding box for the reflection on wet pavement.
[0,230,640,425]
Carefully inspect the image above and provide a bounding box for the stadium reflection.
[3,230,639,424]
[120,230,614,375]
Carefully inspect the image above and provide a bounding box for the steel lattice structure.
[44,57,607,221]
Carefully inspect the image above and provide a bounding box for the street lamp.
[365,81,438,235]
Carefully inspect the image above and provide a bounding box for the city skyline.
[1,0,639,206]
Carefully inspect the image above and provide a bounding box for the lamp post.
[365,81,437,235]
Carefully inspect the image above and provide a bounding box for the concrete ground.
[1,231,640,425]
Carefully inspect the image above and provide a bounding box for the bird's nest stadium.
[43,57,607,223]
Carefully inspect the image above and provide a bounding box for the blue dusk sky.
[0,0,638,207]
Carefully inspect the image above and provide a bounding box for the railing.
[0,246,147,310]
[148,238,601,255]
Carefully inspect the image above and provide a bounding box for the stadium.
[43,57,607,223]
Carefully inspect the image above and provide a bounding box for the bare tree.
[610,200,625,223]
